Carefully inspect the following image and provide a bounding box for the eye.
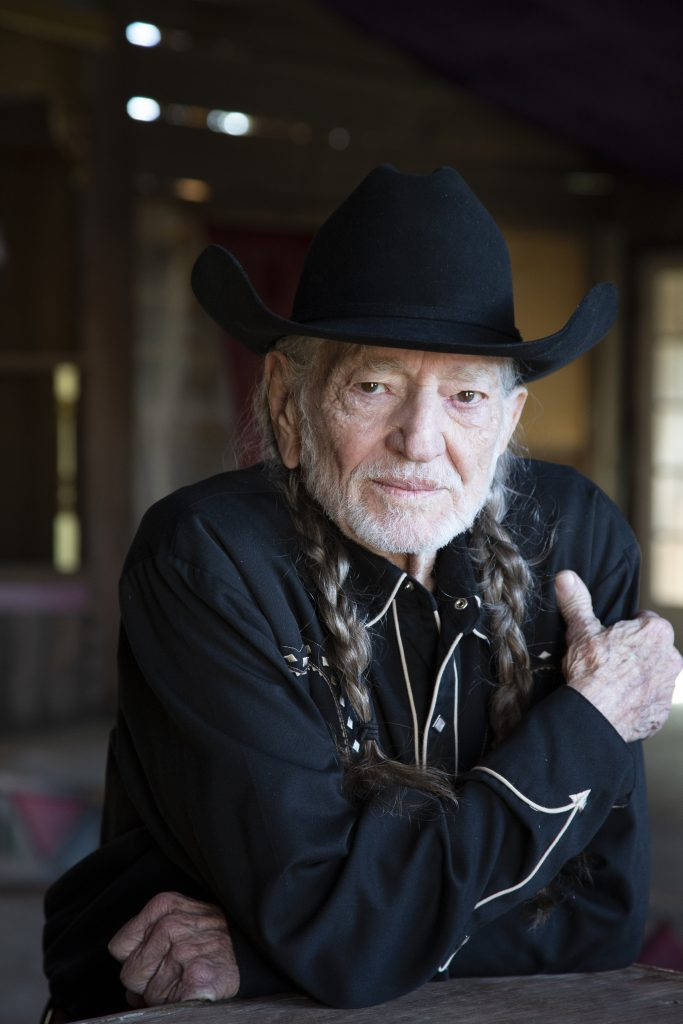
[357,381,387,394]
[455,390,484,404]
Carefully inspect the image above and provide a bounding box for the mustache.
[350,461,462,490]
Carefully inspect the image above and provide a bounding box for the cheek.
[319,400,387,476]
[445,419,505,480]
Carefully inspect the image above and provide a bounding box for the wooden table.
[75,965,683,1023]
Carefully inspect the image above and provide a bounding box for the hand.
[108,891,240,1008]
[555,570,682,743]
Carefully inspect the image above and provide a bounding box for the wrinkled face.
[293,344,527,558]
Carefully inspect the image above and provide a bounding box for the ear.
[265,351,301,468]
[497,386,528,455]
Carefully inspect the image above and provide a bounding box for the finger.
[119,920,174,994]
[142,955,184,1006]
[641,612,676,645]
[109,893,181,961]
[109,916,149,963]
[145,942,221,1005]
[554,570,602,640]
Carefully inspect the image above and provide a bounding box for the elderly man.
[43,166,681,1021]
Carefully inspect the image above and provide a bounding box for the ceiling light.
[126,96,161,122]
[125,22,162,47]
[328,127,350,151]
[207,110,252,136]
[173,178,212,203]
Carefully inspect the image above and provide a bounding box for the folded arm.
[110,547,678,1007]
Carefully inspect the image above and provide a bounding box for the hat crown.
[190,162,618,381]
[293,165,518,339]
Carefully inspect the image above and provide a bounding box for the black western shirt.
[43,459,648,1018]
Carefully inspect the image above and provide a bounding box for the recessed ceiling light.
[126,96,161,122]
[207,110,252,136]
[125,22,162,47]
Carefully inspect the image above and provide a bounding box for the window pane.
[651,540,683,605]
[650,270,683,607]
[654,268,683,334]
[652,407,683,469]
[651,473,683,535]
[0,373,55,560]
[653,338,683,400]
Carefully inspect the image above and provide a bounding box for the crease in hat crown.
[190,163,618,382]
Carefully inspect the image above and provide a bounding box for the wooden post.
[80,11,133,710]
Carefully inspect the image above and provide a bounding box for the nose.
[387,388,447,462]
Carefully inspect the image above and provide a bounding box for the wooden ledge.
[74,964,683,1024]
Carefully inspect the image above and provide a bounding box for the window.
[648,267,683,607]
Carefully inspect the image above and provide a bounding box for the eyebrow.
[352,355,501,386]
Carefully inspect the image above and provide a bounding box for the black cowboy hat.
[191,164,617,382]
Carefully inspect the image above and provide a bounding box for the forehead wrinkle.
[347,350,504,387]
[354,355,408,374]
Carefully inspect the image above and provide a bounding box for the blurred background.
[1,1,683,1020]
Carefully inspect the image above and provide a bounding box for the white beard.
[300,437,495,556]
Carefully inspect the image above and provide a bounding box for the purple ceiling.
[322,0,683,183]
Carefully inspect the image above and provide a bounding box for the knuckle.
[148,891,180,916]
[172,938,197,962]
[147,918,175,952]
[162,919,188,945]
[185,961,215,987]
[645,615,674,643]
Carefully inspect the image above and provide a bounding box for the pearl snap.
[404,580,414,591]
[453,597,469,610]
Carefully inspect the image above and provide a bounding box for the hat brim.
[191,244,618,383]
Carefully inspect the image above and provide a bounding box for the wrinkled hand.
[555,570,682,743]
[108,891,239,1008]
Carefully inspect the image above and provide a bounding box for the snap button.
[404,580,414,591]
[453,597,469,610]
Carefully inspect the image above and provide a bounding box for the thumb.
[554,570,602,641]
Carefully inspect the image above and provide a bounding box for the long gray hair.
[252,334,587,922]
[253,335,535,802]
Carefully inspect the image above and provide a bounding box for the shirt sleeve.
[450,535,648,976]
[115,541,637,1008]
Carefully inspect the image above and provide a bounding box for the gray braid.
[284,468,373,721]
[468,444,592,924]
[468,451,535,744]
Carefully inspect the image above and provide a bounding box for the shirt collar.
[340,528,481,626]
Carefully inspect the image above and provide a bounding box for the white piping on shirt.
[469,765,590,909]
[437,771,590,974]
[366,572,408,627]
[452,658,459,774]
[392,600,420,766]
[470,766,590,815]
[438,933,470,973]
[422,632,463,768]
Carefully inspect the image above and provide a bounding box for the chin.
[345,505,474,556]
